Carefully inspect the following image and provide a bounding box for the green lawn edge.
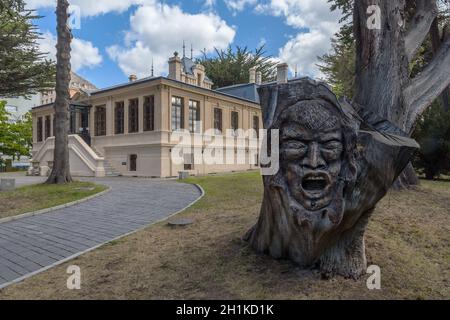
[0,181,108,220]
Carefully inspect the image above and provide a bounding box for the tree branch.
[430,17,450,112]
[404,34,450,132]
[404,0,438,63]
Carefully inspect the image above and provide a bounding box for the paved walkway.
[0,173,46,187]
[0,177,202,288]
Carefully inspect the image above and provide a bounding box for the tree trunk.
[393,162,419,190]
[354,0,437,188]
[46,0,73,184]
[246,0,450,279]
[354,1,409,126]
[245,79,418,279]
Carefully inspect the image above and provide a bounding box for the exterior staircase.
[103,159,122,177]
[92,147,122,177]
[32,135,107,177]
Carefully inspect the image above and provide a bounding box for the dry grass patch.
[0,172,449,299]
[0,181,108,220]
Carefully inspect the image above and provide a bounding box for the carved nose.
[305,143,325,169]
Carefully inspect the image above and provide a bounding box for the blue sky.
[29,0,341,89]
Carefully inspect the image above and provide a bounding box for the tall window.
[37,117,43,142]
[189,100,200,133]
[231,111,239,135]
[45,115,51,139]
[128,98,139,133]
[69,112,76,134]
[115,101,125,134]
[253,115,260,138]
[143,95,155,131]
[80,110,89,129]
[171,96,184,131]
[214,108,223,134]
[95,105,106,136]
[52,117,56,136]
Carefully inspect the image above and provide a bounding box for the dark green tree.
[200,45,277,89]
[413,101,450,179]
[0,0,55,98]
[318,25,355,99]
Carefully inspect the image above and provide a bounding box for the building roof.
[216,83,260,104]
[32,75,318,111]
[88,76,261,105]
[181,56,213,83]
[32,75,261,110]
[70,71,97,90]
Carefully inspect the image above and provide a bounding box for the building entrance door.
[130,155,137,172]
[69,104,91,146]
[79,109,90,145]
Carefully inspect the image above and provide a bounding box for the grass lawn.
[0,171,449,299]
[0,181,108,220]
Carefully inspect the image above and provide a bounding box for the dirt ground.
[0,172,448,300]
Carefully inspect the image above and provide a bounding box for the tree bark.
[404,33,450,132]
[46,0,72,184]
[430,18,450,112]
[405,0,438,63]
[354,0,417,187]
[353,0,450,188]
[354,0,409,127]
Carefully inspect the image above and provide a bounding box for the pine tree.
[200,45,277,89]
[0,0,55,98]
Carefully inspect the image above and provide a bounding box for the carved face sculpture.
[247,79,418,277]
[275,99,349,228]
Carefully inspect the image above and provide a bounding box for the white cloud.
[224,0,257,13]
[203,0,216,8]
[107,43,156,79]
[278,30,329,78]
[258,37,267,47]
[25,0,154,17]
[107,2,236,78]
[72,38,103,71]
[38,31,103,71]
[256,0,342,78]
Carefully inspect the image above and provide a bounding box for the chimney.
[129,74,137,82]
[249,66,257,83]
[277,63,289,84]
[256,71,262,85]
[168,51,182,81]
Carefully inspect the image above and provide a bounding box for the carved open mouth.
[302,176,327,191]
[301,172,331,197]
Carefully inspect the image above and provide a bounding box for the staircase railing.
[32,135,106,177]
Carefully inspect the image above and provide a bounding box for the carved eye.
[282,140,308,160]
[284,140,307,150]
[322,141,343,150]
[321,141,343,160]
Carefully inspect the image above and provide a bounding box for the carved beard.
[262,173,346,266]
[284,175,345,229]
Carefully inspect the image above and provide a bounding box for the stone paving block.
[0,177,201,287]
